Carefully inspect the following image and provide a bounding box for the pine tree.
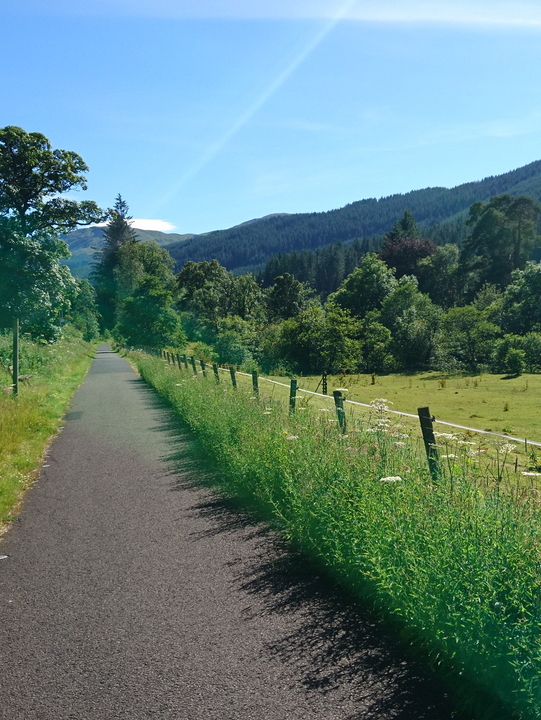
[93,194,138,329]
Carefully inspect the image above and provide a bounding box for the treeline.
[165,197,541,377]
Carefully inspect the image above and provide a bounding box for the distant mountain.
[64,226,193,278]
[66,159,541,277]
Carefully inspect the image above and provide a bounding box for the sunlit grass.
[133,352,541,719]
[0,329,95,527]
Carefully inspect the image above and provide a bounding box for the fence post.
[200,359,207,378]
[182,354,189,370]
[251,370,259,399]
[322,372,328,395]
[418,407,441,482]
[175,353,183,370]
[212,362,220,383]
[333,390,347,433]
[229,366,237,389]
[289,377,298,414]
[167,351,172,364]
[190,356,198,375]
[12,317,19,397]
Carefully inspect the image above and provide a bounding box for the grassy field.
[269,371,541,443]
[134,351,541,719]
[0,329,95,529]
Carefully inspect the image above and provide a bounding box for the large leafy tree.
[0,126,103,338]
[330,253,397,318]
[461,195,540,292]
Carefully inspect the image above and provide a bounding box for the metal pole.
[12,317,19,397]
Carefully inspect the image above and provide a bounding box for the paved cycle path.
[0,348,457,719]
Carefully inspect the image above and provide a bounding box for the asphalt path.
[0,348,458,719]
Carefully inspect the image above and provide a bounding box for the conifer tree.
[93,194,137,329]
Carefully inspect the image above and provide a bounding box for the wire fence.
[151,349,541,482]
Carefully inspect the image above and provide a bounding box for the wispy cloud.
[152,0,359,211]
[57,1,541,29]
[132,218,176,232]
[92,218,176,232]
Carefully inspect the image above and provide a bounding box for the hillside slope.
[167,160,541,272]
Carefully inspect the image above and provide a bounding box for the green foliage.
[330,253,397,318]
[68,279,100,341]
[93,194,138,329]
[134,354,541,719]
[462,195,541,292]
[276,301,361,374]
[266,273,312,320]
[0,329,94,524]
[380,277,442,370]
[435,306,501,372]
[0,126,103,339]
[115,278,184,349]
[504,348,525,377]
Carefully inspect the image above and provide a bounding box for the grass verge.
[133,352,541,720]
[0,329,95,528]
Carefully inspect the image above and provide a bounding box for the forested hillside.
[166,159,541,271]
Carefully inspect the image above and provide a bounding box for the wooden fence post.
[322,372,328,395]
[333,390,347,433]
[200,359,207,378]
[418,406,441,482]
[12,317,19,397]
[289,378,298,414]
[229,366,237,389]
[182,354,189,370]
[212,362,220,383]
[251,370,259,399]
[175,353,183,370]
[190,356,198,375]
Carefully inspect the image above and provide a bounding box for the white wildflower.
[434,432,458,441]
[379,476,403,483]
[442,454,456,460]
[286,435,299,441]
[394,441,406,448]
[499,442,517,454]
[521,471,541,477]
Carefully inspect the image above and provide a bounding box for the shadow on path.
[129,375,461,720]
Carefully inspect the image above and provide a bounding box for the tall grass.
[0,328,95,525]
[133,352,541,719]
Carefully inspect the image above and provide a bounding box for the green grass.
[133,352,541,720]
[0,329,95,527]
[270,371,541,444]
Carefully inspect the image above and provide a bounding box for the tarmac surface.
[0,347,457,719]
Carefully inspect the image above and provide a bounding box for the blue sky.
[3,1,541,234]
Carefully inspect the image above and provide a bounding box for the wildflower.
[319,408,331,413]
[521,471,541,477]
[442,454,456,460]
[286,435,299,441]
[379,476,402,483]
[370,398,392,412]
[263,411,272,415]
[394,441,406,448]
[499,442,517,454]
[434,432,458,441]
[468,448,487,458]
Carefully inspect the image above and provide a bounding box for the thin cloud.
[91,218,176,232]
[50,1,541,29]
[132,218,176,232]
[152,0,359,211]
